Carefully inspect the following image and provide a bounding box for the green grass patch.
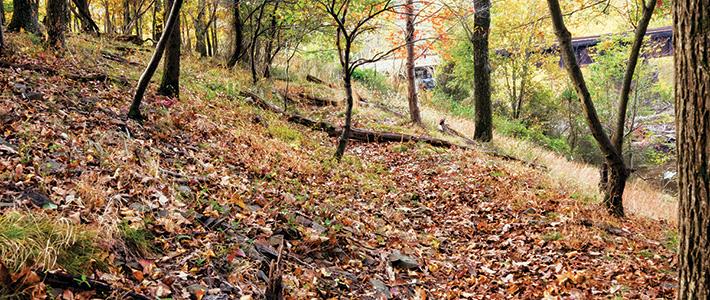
[543,231,563,241]
[0,211,101,274]
[352,69,391,94]
[664,230,679,253]
[494,117,571,155]
[268,123,302,145]
[118,221,156,256]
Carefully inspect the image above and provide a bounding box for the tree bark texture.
[47,0,69,49]
[675,0,710,298]
[8,0,41,34]
[472,0,492,142]
[0,11,4,51]
[157,0,180,98]
[335,70,354,161]
[405,0,422,126]
[194,0,207,57]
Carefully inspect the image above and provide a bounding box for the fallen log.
[439,119,475,145]
[277,89,339,107]
[114,35,147,45]
[360,98,406,118]
[345,128,456,148]
[101,50,141,66]
[306,74,335,88]
[240,91,338,134]
[298,92,339,106]
[0,60,129,85]
[240,90,462,149]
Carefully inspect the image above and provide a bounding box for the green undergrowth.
[0,212,101,274]
[119,221,157,256]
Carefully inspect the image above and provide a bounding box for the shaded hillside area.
[0,35,678,299]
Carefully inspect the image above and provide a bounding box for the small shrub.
[351,68,391,93]
[429,91,475,118]
[494,117,571,155]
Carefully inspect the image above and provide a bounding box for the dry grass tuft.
[0,211,101,274]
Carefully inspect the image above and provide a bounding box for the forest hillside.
[0,33,679,299]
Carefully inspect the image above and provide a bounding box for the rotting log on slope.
[239,91,460,149]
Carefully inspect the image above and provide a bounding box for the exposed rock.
[388,250,419,270]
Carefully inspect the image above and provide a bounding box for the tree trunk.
[546,0,628,217]
[0,6,5,51]
[8,0,41,34]
[71,0,99,35]
[249,1,266,83]
[611,0,656,151]
[335,71,354,161]
[598,1,655,202]
[675,0,710,297]
[47,0,69,49]
[513,49,533,119]
[206,25,212,56]
[136,14,142,37]
[194,0,207,57]
[128,0,183,120]
[405,0,422,126]
[471,0,492,142]
[152,0,162,40]
[211,15,217,55]
[157,0,180,98]
[262,2,278,79]
[123,0,131,34]
[104,0,111,34]
[227,0,243,68]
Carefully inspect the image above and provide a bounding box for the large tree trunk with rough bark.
[405,0,422,126]
[47,0,69,49]
[675,0,710,297]
[128,0,183,120]
[546,0,628,216]
[471,0,492,142]
[8,0,41,34]
[157,0,180,98]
